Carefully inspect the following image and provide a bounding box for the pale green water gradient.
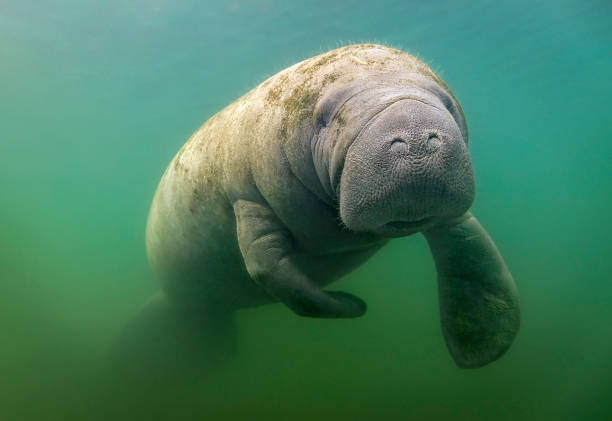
[1,1,611,420]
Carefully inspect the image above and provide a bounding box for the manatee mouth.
[385,217,433,230]
[373,217,435,237]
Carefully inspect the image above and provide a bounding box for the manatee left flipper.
[234,199,367,318]
[423,212,520,368]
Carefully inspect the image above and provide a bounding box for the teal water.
[1,1,611,420]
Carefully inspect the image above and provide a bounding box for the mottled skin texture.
[117,44,519,378]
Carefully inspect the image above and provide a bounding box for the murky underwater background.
[1,0,611,419]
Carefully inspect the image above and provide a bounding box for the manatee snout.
[339,97,475,236]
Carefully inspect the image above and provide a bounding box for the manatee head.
[333,79,475,237]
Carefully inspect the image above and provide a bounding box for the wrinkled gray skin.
[115,44,519,379]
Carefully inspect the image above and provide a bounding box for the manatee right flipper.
[234,200,367,318]
[423,212,520,368]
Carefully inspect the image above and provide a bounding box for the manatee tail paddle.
[110,292,236,385]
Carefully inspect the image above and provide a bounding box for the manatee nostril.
[427,133,441,151]
[390,137,409,153]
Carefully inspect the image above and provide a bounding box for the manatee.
[114,44,519,380]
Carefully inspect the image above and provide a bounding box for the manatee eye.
[390,137,409,153]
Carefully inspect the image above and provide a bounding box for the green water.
[1,1,611,420]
